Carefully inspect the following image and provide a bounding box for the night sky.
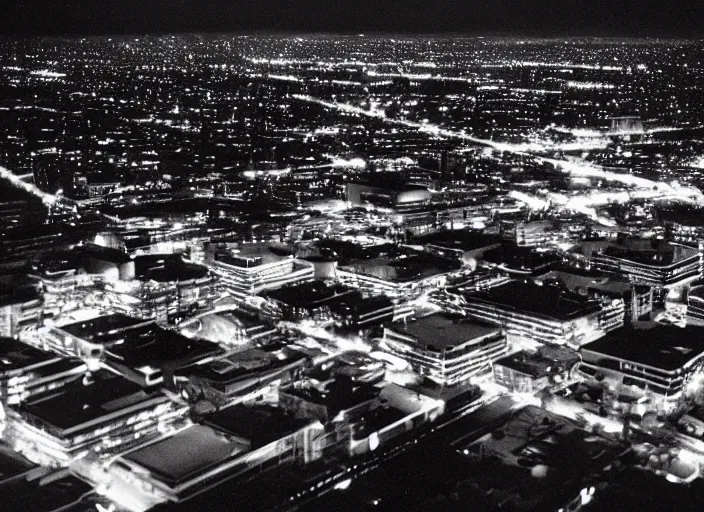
[0,0,703,37]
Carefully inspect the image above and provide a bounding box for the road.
[284,394,520,511]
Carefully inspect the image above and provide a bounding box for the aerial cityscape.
[1,24,704,512]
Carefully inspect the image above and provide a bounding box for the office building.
[462,280,624,348]
[0,339,86,405]
[493,347,579,394]
[43,313,223,388]
[107,404,324,504]
[0,274,43,338]
[174,348,308,406]
[382,314,508,386]
[337,251,460,300]
[207,243,314,298]
[590,239,700,292]
[5,370,188,466]
[578,325,704,414]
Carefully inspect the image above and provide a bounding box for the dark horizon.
[1,0,703,38]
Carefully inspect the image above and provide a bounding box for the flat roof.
[494,351,556,378]
[657,206,704,227]
[122,424,248,486]
[539,270,633,295]
[0,470,96,512]
[17,370,165,434]
[581,325,704,371]
[214,244,287,267]
[59,313,151,343]
[466,280,602,321]
[204,404,312,449]
[413,230,501,251]
[104,324,223,368]
[0,441,36,484]
[340,252,459,283]
[0,339,59,373]
[177,349,306,384]
[83,243,133,264]
[390,314,501,351]
[264,281,355,309]
[601,239,698,267]
[134,255,209,282]
[481,244,561,273]
[462,406,626,511]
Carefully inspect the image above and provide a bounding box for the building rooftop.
[213,244,288,268]
[32,250,83,277]
[538,270,634,296]
[102,323,223,384]
[581,325,704,372]
[263,281,356,309]
[340,252,459,283]
[481,244,561,274]
[203,404,313,449]
[134,254,209,282]
[0,469,98,512]
[16,370,166,435]
[0,441,36,485]
[0,274,42,307]
[494,351,559,378]
[0,339,61,374]
[657,205,704,228]
[461,405,627,511]
[121,424,249,487]
[59,313,151,343]
[82,243,133,264]
[390,314,501,352]
[601,239,698,267]
[413,230,501,252]
[176,348,307,386]
[466,280,602,321]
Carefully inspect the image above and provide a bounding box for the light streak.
[0,165,57,204]
[291,94,704,206]
[30,70,67,78]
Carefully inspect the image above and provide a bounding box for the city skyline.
[0,25,704,512]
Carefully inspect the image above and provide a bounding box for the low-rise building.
[108,254,217,323]
[207,243,314,298]
[107,404,324,504]
[0,339,86,405]
[174,348,308,406]
[687,284,704,325]
[5,370,188,466]
[537,270,653,324]
[462,280,623,348]
[0,274,43,338]
[590,238,700,294]
[493,347,579,394]
[43,313,223,388]
[577,325,704,415]
[382,314,508,386]
[459,405,628,512]
[337,251,460,300]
